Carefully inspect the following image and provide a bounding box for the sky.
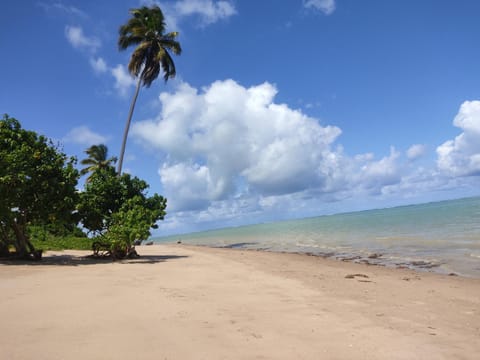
[2,0,480,236]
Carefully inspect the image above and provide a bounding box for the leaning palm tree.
[80,144,117,182]
[117,5,182,175]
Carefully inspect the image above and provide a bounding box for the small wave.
[217,242,258,249]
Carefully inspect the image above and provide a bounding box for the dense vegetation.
[78,165,166,258]
[0,115,79,258]
[0,115,167,260]
[1,5,178,260]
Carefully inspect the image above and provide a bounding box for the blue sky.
[2,0,480,235]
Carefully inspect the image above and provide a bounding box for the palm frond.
[142,60,160,87]
[159,50,176,81]
[85,144,108,161]
[128,42,150,76]
[119,5,180,86]
[79,167,92,176]
[80,158,97,166]
[80,144,115,179]
[160,36,182,55]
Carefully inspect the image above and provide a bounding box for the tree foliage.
[118,5,182,86]
[80,144,117,182]
[116,5,181,175]
[0,115,79,258]
[78,166,167,257]
[1,116,168,261]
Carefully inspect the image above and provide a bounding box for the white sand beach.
[1,244,479,359]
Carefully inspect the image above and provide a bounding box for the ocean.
[153,197,480,278]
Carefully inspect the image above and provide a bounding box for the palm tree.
[80,144,117,182]
[117,5,182,175]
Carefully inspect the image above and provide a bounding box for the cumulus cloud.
[407,144,426,161]
[356,147,402,194]
[303,0,336,15]
[111,64,136,96]
[437,100,480,176]
[159,163,217,211]
[156,0,237,29]
[175,0,236,25]
[131,91,480,234]
[65,26,100,53]
[132,79,407,212]
[132,80,343,210]
[63,126,107,146]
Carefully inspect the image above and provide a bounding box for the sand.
[1,244,479,359]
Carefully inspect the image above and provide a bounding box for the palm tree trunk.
[117,77,142,175]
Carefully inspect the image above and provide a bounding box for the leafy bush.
[78,166,167,258]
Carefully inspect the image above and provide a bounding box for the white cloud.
[155,0,237,29]
[63,126,107,146]
[111,64,136,96]
[437,101,480,176]
[65,31,132,96]
[38,2,88,18]
[407,144,426,161]
[90,57,108,73]
[159,163,217,211]
[65,26,100,53]
[356,147,402,194]
[131,87,480,234]
[132,80,343,210]
[175,0,236,25]
[304,0,336,15]
[132,79,410,212]
[131,82,480,231]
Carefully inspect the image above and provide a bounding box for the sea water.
[154,197,480,278]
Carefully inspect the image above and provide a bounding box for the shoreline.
[154,197,480,279]
[178,242,469,277]
[161,241,478,279]
[1,244,479,359]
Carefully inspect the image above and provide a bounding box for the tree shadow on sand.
[0,253,188,267]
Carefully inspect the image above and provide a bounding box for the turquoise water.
[154,197,480,277]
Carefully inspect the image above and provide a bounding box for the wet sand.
[1,244,479,359]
